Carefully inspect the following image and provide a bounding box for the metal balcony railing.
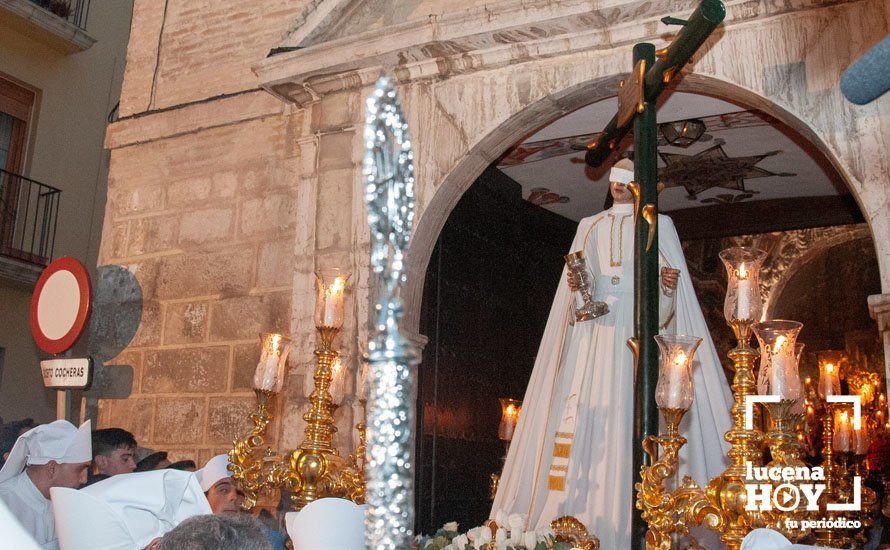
[0,169,61,267]
[28,0,90,30]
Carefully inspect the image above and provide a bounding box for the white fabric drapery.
[492,204,733,548]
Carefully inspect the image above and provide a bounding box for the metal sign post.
[29,257,94,422]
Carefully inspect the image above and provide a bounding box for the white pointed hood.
[0,420,91,484]
[50,470,211,550]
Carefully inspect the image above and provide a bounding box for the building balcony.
[0,168,61,286]
[0,0,95,53]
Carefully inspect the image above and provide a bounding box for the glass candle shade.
[253,333,291,393]
[498,398,522,441]
[817,351,844,399]
[719,247,767,324]
[847,371,880,406]
[753,320,803,401]
[654,334,702,411]
[315,269,349,329]
[853,416,870,455]
[832,408,852,452]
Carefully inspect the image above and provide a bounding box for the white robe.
[492,203,733,548]
[0,471,57,550]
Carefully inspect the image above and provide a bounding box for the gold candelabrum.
[228,269,367,511]
[636,246,889,549]
[635,248,816,550]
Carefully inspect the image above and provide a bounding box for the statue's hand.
[661,267,680,291]
[566,270,582,292]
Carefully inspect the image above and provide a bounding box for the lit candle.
[320,275,346,328]
[833,409,852,452]
[853,420,869,455]
[819,363,839,398]
[666,350,689,409]
[769,335,792,398]
[498,399,522,441]
[330,357,346,405]
[736,263,751,320]
[254,333,284,392]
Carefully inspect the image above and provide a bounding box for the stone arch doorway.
[409,74,877,533]
[402,73,877,339]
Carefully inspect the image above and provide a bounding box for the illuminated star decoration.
[658,142,795,201]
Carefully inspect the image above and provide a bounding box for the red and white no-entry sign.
[30,257,92,355]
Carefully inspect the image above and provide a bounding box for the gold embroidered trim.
[550,464,569,472]
[548,475,566,491]
[553,443,571,458]
[555,432,574,439]
[607,213,632,267]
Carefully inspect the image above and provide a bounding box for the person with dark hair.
[0,420,92,549]
[0,418,36,467]
[90,428,137,477]
[154,514,271,550]
[135,451,170,472]
[168,459,196,471]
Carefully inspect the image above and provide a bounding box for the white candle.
[769,335,801,400]
[853,422,869,455]
[254,334,283,391]
[833,410,852,452]
[735,263,751,320]
[666,350,689,409]
[819,363,839,398]
[330,358,346,405]
[322,276,346,328]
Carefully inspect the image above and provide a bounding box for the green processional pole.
[582,3,725,549]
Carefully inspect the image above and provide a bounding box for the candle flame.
[773,335,787,353]
[328,276,346,296]
[673,351,688,367]
[505,403,518,418]
[825,363,834,374]
[804,376,811,385]
[738,263,748,279]
[267,333,282,354]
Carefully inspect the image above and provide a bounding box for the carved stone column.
[868,293,890,418]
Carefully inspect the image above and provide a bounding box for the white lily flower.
[495,509,509,528]
[453,534,469,549]
[523,531,537,549]
[443,521,459,532]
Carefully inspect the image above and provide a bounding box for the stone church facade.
[99,0,889,462]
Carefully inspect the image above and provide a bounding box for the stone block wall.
[99,0,890,462]
[97,110,311,462]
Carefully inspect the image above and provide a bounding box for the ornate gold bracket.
[617,59,647,128]
[627,337,640,384]
[551,516,600,550]
[641,204,657,252]
[627,182,641,225]
[635,408,723,550]
[229,389,277,510]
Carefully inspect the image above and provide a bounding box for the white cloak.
[491,203,733,548]
[0,471,57,550]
